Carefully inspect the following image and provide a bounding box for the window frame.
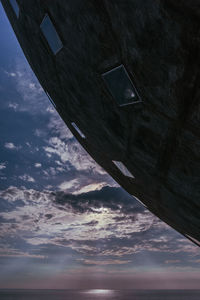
[71,122,86,139]
[46,92,56,108]
[102,64,142,107]
[40,14,63,55]
[9,0,20,18]
[112,160,134,178]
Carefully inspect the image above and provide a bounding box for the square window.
[71,122,86,139]
[40,14,63,55]
[102,65,141,106]
[113,160,134,178]
[9,0,19,17]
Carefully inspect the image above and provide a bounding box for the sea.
[0,289,200,300]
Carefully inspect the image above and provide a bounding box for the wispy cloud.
[0,186,198,262]
[0,162,6,170]
[43,136,105,174]
[19,174,35,182]
[78,258,132,265]
[4,71,17,77]
[4,59,50,114]
[4,142,18,150]
[165,260,181,264]
[34,163,42,168]
[8,103,19,111]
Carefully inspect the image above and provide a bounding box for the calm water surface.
[1,289,200,300]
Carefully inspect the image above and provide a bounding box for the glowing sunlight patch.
[73,183,107,195]
[86,289,114,295]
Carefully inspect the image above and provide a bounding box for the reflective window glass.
[113,161,134,178]
[71,122,86,139]
[9,0,19,17]
[102,65,141,106]
[46,92,56,108]
[40,15,63,54]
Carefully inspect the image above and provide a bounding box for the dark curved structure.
[2,0,200,246]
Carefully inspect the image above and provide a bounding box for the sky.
[0,3,200,290]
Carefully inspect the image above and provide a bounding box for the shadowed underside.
[2,0,200,246]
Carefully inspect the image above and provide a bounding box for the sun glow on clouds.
[1,191,118,242]
[59,180,109,195]
[58,179,79,191]
[74,183,109,194]
[0,185,198,263]
[0,186,154,246]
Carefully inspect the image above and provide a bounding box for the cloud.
[78,259,132,265]
[58,179,79,192]
[0,249,45,259]
[74,183,109,195]
[53,186,144,215]
[8,103,19,111]
[0,186,152,245]
[47,114,73,140]
[58,179,109,195]
[3,55,115,197]
[191,260,200,263]
[4,60,50,115]
[45,214,53,220]
[42,115,117,194]
[19,174,35,182]
[0,162,6,170]
[83,220,98,226]
[4,142,18,150]
[4,71,17,77]
[43,136,106,174]
[34,163,42,168]
[165,260,181,264]
[0,185,198,274]
[13,62,44,109]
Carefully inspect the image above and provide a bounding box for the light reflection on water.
[83,289,117,299]
[85,289,115,295]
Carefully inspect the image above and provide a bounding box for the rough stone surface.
[2,0,200,246]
